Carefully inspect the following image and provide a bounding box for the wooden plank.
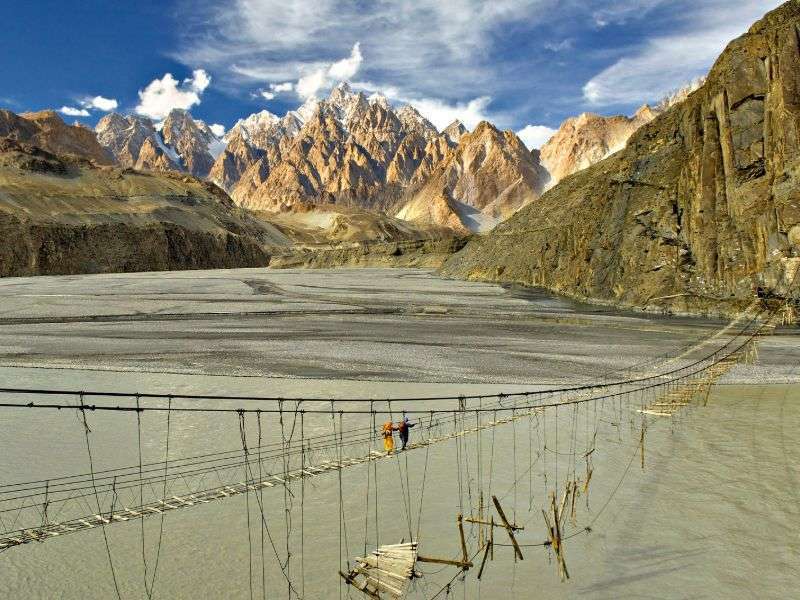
[492,495,523,561]
[477,539,492,580]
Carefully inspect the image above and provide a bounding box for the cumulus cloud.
[209,123,226,137]
[292,43,364,99]
[583,0,783,106]
[516,124,557,149]
[271,82,293,93]
[261,91,276,100]
[59,106,90,117]
[296,69,328,99]
[135,69,211,120]
[83,95,118,111]
[406,96,493,131]
[328,42,362,80]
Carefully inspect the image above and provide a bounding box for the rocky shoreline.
[269,236,470,269]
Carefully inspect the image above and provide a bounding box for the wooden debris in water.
[340,542,418,599]
[542,491,570,581]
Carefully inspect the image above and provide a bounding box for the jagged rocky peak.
[656,76,706,112]
[319,82,369,128]
[160,109,221,178]
[442,119,468,144]
[368,92,391,110]
[208,128,264,193]
[227,110,280,144]
[540,109,657,185]
[95,110,223,175]
[95,113,159,167]
[396,105,438,140]
[540,78,709,187]
[396,121,549,233]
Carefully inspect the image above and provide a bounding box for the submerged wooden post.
[458,514,469,567]
[489,516,494,561]
[478,493,485,550]
[640,422,646,470]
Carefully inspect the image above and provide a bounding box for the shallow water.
[0,269,797,599]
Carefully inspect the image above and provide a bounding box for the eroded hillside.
[0,139,287,276]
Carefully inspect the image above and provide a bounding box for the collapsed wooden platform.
[340,542,419,599]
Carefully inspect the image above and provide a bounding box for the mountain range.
[2,82,694,239]
[88,82,693,235]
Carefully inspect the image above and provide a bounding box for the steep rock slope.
[397,122,549,233]
[442,1,800,315]
[0,110,113,164]
[0,139,287,277]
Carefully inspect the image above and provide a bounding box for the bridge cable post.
[78,391,123,600]
[237,409,255,600]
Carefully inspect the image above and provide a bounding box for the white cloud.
[352,81,495,130]
[296,69,328,99]
[59,106,90,117]
[583,0,783,106]
[516,124,557,149]
[135,69,211,120]
[271,82,293,93]
[293,43,363,99]
[261,91,276,100]
[176,1,549,102]
[209,123,226,137]
[543,39,572,52]
[406,96,493,131]
[84,95,118,111]
[189,69,211,93]
[328,42,362,80]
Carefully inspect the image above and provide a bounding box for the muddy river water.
[0,268,797,599]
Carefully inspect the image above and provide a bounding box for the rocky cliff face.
[0,138,286,277]
[397,122,549,233]
[442,0,800,315]
[0,110,113,164]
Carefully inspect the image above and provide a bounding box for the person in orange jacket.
[381,420,397,453]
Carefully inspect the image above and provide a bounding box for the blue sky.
[0,0,783,147]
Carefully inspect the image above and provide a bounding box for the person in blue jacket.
[397,416,416,450]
